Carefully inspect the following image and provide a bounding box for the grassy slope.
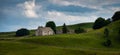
[57,22,93,30]
[0,32,15,38]
[107,20,120,48]
[0,22,93,38]
[0,21,120,55]
[1,41,120,55]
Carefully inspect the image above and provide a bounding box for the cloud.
[17,0,41,18]
[45,11,97,25]
[108,7,120,12]
[48,0,120,17]
[49,0,120,10]
[48,0,120,18]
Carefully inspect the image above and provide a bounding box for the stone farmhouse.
[35,26,54,36]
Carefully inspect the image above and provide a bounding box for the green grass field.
[0,21,120,55]
[57,22,93,30]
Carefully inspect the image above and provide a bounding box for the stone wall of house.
[35,26,54,36]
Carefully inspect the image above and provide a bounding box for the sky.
[0,0,120,32]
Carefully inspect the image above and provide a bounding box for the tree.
[16,28,30,36]
[118,29,120,36]
[62,23,68,33]
[103,39,112,47]
[112,11,120,21]
[75,28,85,34]
[45,21,56,34]
[93,17,106,29]
[105,18,111,25]
[103,28,112,47]
[118,29,120,39]
[104,28,109,38]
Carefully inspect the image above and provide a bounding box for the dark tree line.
[93,11,120,29]
[112,11,120,21]
[93,17,111,29]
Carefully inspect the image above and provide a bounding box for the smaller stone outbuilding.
[35,26,54,36]
[56,29,75,34]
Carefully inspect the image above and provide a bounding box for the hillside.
[57,22,93,30]
[0,22,93,38]
[0,20,120,55]
[106,20,120,45]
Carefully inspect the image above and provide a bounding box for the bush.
[118,29,120,39]
[45,21,56,34]
[104,28,109,38]
[16,28,30,36]
[105,18,111,25]
[103,39,112,47]
[112,11,120,21]
[119,29,120,35]
[62,23,68,33]
[93,17,106,29]
[75,28,85,34]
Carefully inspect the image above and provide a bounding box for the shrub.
[105,18,111,25]
[118,29,120,39]
[16,28,30,36]
[62,23,68,33]
[75,28,85,34]
[93,17,106,29]
[112,11,120,22]
[104,28,109,38]
[103,39,112,47]
[119,29,120,36]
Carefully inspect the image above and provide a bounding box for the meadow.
[0,20,120,55]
